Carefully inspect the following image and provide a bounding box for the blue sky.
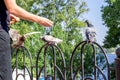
[83,0,108,45]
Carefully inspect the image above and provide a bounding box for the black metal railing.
[12,40,111,80]
[70,41,110,80]
[36,42,66,80]
[12,46,33,80]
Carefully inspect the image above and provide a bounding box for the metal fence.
[11,39,112,80]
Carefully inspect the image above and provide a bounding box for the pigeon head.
[85,20,94,27]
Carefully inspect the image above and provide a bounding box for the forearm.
[4,0,53,27]
[9,6,39,23]
[4,0,41,23]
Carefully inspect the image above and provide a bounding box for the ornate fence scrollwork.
[12,46,33,80]
[70,40,110,80]
[12,35,111,80]
[36,42,66,80]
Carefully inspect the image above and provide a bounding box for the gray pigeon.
[85,20,96,42]
[40,35,62,44]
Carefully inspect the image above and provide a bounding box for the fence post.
[115,47,120,80]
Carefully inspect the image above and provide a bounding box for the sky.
[83,0,108,45]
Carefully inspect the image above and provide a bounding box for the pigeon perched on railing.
[9,29,41,48]
[40,35,62,45]
[85,20,96,42]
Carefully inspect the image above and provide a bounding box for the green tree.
[101,0,120,48]
[102,1,118,79]
[11,0,89,78]
[11,0,109,79]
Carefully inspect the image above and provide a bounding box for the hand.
[10,14,20,25]
[38,17,53,27]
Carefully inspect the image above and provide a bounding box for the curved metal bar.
[93,42,110,80]
[36,43,66,80]
[91,44,97,80]
[72,66,81,80]
[43,45,49,79]
[49,45,56,80]
[36,43,47,80]
[22,46,33,67]
[22,47,33,80]
[12,46,33,80]
[14,66,32,80]
[70,40,110,80]
[51,44,66,79]
[56,65,65,80]
[81,42,87,80]
[70,41,86,80]
[24,65,33,80]
[71,41,87,80]
[91,44,106,80]
[15,74,25,80]
[95,65,107,80]
[38,65,65,80]
[49,44,66,80]
[38,66,44,78]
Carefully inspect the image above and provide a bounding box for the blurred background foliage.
[11,0,113,79]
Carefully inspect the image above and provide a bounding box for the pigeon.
[40,35,62,44]
[85,20,96,42]
[9,29,41,48]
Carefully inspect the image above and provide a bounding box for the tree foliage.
[101,0,120,48]
[11,0,88,61]
[11,0,98,78]
[11,0,110,79]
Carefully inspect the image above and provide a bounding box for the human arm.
[4,0,53,27]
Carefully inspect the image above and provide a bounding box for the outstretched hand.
[9,14,54,27]
[37,16,53,27]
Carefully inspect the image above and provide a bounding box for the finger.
[11,18,20,21]
[47,21,54,27]
[10,21,16,24]
[15,18,20,22]
[10,14,20,22]
[44,20,53,27]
